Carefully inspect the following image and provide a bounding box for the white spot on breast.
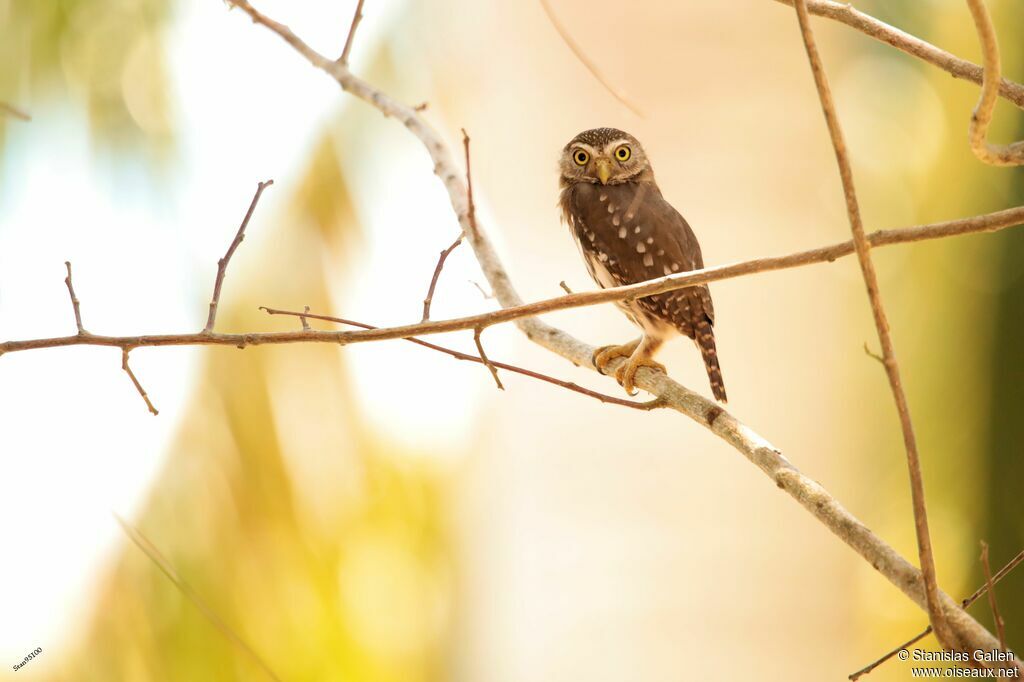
[607,204,615,214]
[636,243,646,253]
[599,193,607,202]
[612,214,620,226]
[663,265,672,276]
[643,253,654,267]
[618,227,627,239]
[671,263,680,272]
[646,237,654,244]
[634,226,641,234]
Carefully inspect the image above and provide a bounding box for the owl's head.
[559,128,652,187]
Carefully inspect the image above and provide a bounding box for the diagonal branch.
[0,101,31,121]
[772,0,1024,110]
[3,206,1024,358]
[338,0,366,65]
[217,0,1020,669]
[203,180,274,333]
[537,0,643,116]
[965,0,1024,166]
[121,349,158,416]
[791,0,955,651]
[421,234,463,321]
[980,541,1008,651]
[63,261,87,335]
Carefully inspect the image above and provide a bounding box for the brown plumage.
[558,127,727,402]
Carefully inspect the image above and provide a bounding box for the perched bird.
[558,127,726,402]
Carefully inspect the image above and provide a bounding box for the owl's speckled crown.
[565,127,636,149]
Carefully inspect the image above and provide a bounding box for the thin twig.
[792,0,954,649]
[122,349,158,416]
[470,280,493,300]
[980,541,1008,651]
[772,0,1024,109]
[4,206,1024,357]
[559,281,573,295]
[337,0,365,65]
[263,307,661,410]
[537,0,644,116]
[965,0,1024,166]
[421,234,464,321]
[0,101,31,121]
[63,261,87,335]
[863,342,884,365]
[849,548,1024,680]
[114,514,281,681]
[203,180,274,334]
[473,326,504,390]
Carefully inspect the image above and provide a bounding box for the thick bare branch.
[773,0,1024,109]
[965,0,1024,166]
[203,180,274,333]
[792,0,955,651]
[63,261,87,335]
[537,0,643,116]
[216,0,1021,666]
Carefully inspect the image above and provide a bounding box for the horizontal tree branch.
[773,0,1024,109]
[217,0,1020,668]
[3,205,1022,357]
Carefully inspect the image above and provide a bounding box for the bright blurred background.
[1,0,1022,680]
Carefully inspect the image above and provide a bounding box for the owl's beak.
[596,158,612,185]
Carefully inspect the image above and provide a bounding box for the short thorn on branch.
[559,281,573,295]
[203,180,274,334]
[121,349,158,416]
[63,261,87,335]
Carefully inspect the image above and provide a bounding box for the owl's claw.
[592,339,665,394]
[614,356,666,395]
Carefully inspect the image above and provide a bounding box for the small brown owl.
[559,127,726,402]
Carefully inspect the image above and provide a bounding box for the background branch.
[965,0,1024,166]
[0,101,31,121]
[773,0,1024,109]
[792,0,954,650]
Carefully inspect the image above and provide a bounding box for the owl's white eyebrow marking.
[612,214,620,226]
[618,227,627,239]
[636,243,646,253]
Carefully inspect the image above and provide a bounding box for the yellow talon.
[592,338,665,394]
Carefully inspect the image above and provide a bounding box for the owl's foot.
[592,340,640,375]
[592,339,665,395]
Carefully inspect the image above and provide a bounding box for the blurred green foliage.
[0,0,174,154]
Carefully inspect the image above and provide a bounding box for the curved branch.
[217,0,1020,669]
[965,0,1024,166]
[773,0,1024,110]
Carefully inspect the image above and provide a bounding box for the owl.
[559,127,726,402]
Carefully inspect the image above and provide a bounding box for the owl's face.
[559,127,652,187]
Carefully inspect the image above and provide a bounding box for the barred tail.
[695,319,727,403]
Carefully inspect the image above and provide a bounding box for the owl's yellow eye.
[615,145,631,161]
[573,149,589,166]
